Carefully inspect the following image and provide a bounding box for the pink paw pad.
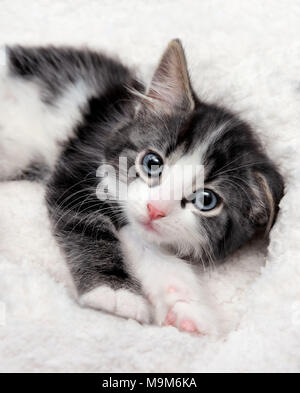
[180,319,198,333]
[167,285,179,294]
[165,310,176,325]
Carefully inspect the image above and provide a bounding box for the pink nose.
[147,203,166,221]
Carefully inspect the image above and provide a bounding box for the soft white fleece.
[0,0,299,372]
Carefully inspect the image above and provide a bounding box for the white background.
[0,0,299,372]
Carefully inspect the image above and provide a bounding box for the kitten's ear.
[142,39,195,115]
[251,171,283,233]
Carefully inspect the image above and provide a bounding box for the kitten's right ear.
[139,39,195,116]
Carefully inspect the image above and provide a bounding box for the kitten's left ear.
[252,171,284,233]
[142,39,195,115]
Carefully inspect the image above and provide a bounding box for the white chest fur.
[119,225,220,335]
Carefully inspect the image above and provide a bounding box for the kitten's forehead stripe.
[164,114,240,185]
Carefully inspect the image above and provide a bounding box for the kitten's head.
[107,39,284,262]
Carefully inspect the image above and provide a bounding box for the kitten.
[0,40,284,335]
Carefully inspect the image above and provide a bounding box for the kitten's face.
[108,40,284,262]
[127,143,213,256]
[124,107,282,262]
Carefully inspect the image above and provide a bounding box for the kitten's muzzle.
[147,203,166,221]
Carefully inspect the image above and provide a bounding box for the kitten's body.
[0,41,284,334]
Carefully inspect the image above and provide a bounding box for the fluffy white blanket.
[0,0,299,372]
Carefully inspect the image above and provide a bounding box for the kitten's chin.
[129,218,199,258]
[131,218,164,244]
[128,212,181,246]
[140,221,160,234]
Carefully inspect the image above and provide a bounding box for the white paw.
[151,284,220,336]
[79,286,151,324]
[163,301,219,336]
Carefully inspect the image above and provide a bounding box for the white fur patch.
[0,74,91,179]
[0,46,7,67]
[119,225,220,335]
[79,285,151,324]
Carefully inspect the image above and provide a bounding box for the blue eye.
[194,189,218,211]
[142,152,164,177]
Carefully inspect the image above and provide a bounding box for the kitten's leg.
[119,226,220,335]
[52,218,151,323]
